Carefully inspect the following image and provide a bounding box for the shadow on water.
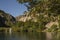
[0,32,5,40]
[0,32,60,40]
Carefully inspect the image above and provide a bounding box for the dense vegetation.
[16,0,60,32]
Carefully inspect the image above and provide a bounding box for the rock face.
[0,10,16,27]
[16,11,39,22]
[45,21,59,28]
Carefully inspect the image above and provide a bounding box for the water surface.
[0,32,60,40]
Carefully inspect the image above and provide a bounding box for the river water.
[0,32,60,40]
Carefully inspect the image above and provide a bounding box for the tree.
[17,0,60,16]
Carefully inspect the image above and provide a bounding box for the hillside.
[16,11,39,22]
[16,11,60,32]
[0,10,16,27]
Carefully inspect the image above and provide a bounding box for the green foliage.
[15,21,24,27]
[15,20,46,32]
[15,0,60,32]
[17,0,60,16]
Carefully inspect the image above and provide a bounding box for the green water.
[0,32,60,40]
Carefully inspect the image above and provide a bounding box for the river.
[0,32,60,40]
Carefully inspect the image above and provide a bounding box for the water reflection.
[0,32,6,40]
[46,32,60,40]
[0,32,60,40]
[51,32,60,40]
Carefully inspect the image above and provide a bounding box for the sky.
[0,0,27,17]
